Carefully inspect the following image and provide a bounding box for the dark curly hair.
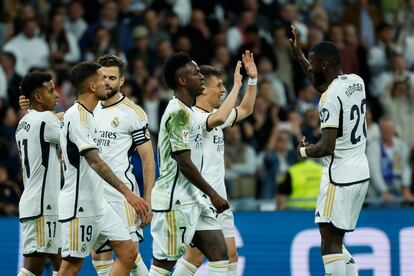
[163,52,192,89]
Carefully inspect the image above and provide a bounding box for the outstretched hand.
[289,25,304,59]
[242,50,257,79]
[233,60,243,88]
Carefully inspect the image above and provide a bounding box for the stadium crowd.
[1,0,414,215]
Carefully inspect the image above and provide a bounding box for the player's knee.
[123,242,138,265]
[184,250,205,267]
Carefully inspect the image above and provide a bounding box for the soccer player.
[58,62,149,276]
[91,54,155,275]
[175,51,257,276]
[148,52,230,276]
[16,72,61,276]
[290,25,370,276]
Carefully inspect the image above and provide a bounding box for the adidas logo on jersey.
[347,258,355,264]
[78,207,84,212]
[175,200,181,205]
[315,211,320,217]
[46,204,52,210]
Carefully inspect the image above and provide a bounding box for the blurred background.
[0,0,414,275]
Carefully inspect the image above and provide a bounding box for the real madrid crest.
[111,117,119,128]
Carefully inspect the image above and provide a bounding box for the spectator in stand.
[0,64,6,106]
[271,23,296,102]
[84,26,126,62]
[0,164,20,216]
[367,118,414,204]
[296,80,318,115]
[184,9,212,65]
[0,52,23,111]
[379,76,414,147]
[257,57,288,108]
[153,39,173,77]
[64,1,88,41]
[368,23,401,76]
[341,0,382,48]
[241,94,274,152]
[137,76,168,141]
[129,57,149,93]
[144,9,169,51]
[3,17,49,76]
[276,158,323,210]
[0,105,19,177]
[80,0,133,56]
[45,13,80,76]
[371,54,414,97]
[259,128,296,200]
[224,125,258,208]
[301,108,321,145]
[279,3,308,43]
[226,9,255,55]
[309,5,329,35]
[328,23,360,74]
[126,25,155,73]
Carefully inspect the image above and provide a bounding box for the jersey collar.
[100,94,126,109]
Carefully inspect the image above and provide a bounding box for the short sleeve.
[220,108,238,129]
[167,108,191,154]
[130,111,151,147]
[69,112,98,154]
[320,89,341,130]
[43,112,60,144]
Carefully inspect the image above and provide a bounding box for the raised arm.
[174,151,229,213]
[83,149,149,217]
[289,25,314,83]
[206,60,243,129]
[235,50,258,121]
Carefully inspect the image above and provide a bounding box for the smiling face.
[203,75,226,108]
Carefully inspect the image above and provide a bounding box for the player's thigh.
[94,203,134,259]
[217,209,236,240]
[109,200,142,243]
[23,254,48,275]
[60,217,100,259]
[22,215,60,256]
[151,205,198,261]
[331,182,369,231]
[193,203,227,260]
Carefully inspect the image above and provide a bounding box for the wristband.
[248,77,257,85]
[300,147,307,158]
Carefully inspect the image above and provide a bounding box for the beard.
[106,87,119,98]
[313,71,326,90]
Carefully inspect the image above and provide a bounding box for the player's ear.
[89,81,96,93]
[176,74,186,87]
[119,76,125,87]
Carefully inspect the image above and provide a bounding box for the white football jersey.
[193,106,238,199]
[318,74,370,184]
[152,97,203,211]
[15,110,60,220]
[94,95,151,202]
[59,102,104,221]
